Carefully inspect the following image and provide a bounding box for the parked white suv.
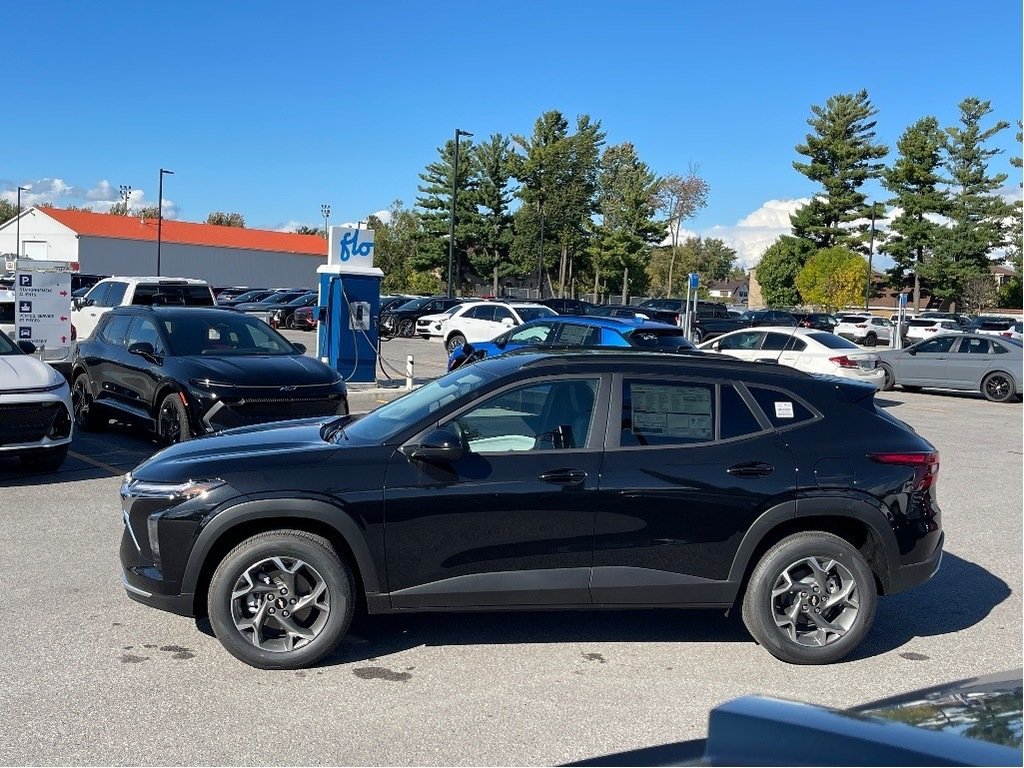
[903,317,963,343]
[70,277,215,341]
[442,301,557,352]
[834,314,893,346]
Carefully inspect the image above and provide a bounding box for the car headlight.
[121,475,225,501]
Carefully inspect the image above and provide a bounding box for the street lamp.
[15,186,28,258]
[447,128,473,298]
[321,203,330,239]
[156,168,174,276]
[864,202,877,311]
[118,184,132,215]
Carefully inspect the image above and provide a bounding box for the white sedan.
[0,329,73,471]
[698,326,886,388]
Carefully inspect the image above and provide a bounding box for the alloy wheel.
[770,556,860,648]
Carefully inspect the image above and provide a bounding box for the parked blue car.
[447,315,695,371]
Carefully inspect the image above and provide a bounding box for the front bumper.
[121,569,195,616]
[0,390,73,453]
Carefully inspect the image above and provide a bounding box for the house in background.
[707,279,748,304]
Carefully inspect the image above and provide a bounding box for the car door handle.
[727,461,774,477]
[538,469,588,485]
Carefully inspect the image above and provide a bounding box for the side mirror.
[17,340,36,354]
[501,317,515,327]
[402,428,464,463]
[711,341,721,351]
[907,347,917,356]
[128,341,156,359]
[73,297,90,310]
[292,342,306,354]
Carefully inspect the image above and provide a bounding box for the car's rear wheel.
[863,333,877,347]
[18,444,69,471]
[285,315,296,329]
[158,393,193,445]
[982,371,1016,403]
[398,319,415,337]
[208,530,354,669]
[446,333,467,354]
[71,374,102,432]
[880,364,895,391]
[741,531,876,664]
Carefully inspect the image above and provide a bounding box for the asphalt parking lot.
[0,337,1021,765]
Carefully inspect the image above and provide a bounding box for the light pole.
[321,203,330,239]
[447,128,472,298]
[156,169,174,276]
[15,186,28,258]
[864,202,877,311]
[118,184,132,215]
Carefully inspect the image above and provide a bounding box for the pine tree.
[923,97,1012,306]
[881,117,948,311]
[790,90,888,251]
[469,134,516,295]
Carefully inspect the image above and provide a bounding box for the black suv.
[72,306,347,443]
[380,296,464,337]
[120,350,942,669]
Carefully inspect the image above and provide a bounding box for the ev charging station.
[316,226,382,383]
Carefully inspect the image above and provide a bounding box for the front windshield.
[516,306,557,322]
[0,330,20,355]
[162,313,298,356]
[336,365,498,443]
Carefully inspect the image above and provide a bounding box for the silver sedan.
[876,333,1023,402]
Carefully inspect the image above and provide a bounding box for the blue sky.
[3,1,1021,267]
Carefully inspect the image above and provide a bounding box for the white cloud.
[84,180,116,201]
[696,198,810,270]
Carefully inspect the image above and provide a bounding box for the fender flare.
[180,497,382,597]
[726,495,900,589]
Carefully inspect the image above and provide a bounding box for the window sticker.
[774,401,794,419]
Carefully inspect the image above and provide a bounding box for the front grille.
[0,402,63,445]
[207,395,346,430]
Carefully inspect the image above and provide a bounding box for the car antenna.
[775,313,803,366]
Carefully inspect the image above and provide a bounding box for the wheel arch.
[981,369,1016,393]
[727,498,898,599]
[182,497,382,617]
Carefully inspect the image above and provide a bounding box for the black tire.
[71,373,102,432]
[446,333,467,354]
[863,333,877,347]
[741,531,877,665]
[398,318,415,338]
[157,392,193,445]
[19,444,69,471]
[982,371,1016,403]
[880,364,895,391]
[207,530,354,670]
[285,315,296,330]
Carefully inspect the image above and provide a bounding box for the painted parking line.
[67,450,126,478]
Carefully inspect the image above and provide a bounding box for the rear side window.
[553,323,600,345]
[132,284,214,306]
[807,332,859,350]
[721,385,764,439]
[620,380,714,446]
[747,386,816,428]
[98,314,133,345]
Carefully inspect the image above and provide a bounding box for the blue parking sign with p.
[689,273,699,289]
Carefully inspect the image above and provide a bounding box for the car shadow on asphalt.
[849,551,1010,661]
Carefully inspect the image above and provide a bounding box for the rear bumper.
[888,531,944,594]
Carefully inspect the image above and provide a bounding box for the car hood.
[0,354,65,390]
[183,354,342,387]
[130,417,340,482]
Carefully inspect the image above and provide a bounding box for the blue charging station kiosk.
[316,226,382,383]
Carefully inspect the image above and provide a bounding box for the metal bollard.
[406,355,414,390]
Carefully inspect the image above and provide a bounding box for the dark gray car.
[876,333,1023,402]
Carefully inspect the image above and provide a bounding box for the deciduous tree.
[207,211,245,227]
[795,247,869,312]
[755,236,812,307]
[656,167,709,296]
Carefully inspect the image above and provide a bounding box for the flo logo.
[338,230,373,262]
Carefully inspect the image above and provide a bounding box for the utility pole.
[321,203,330,239]
[447,128,472,297]
[15,186,28,257]
[864,202,876,311]
[156,168,174,276]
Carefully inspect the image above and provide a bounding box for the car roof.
[96,276,210,285]
[107,305,243,317]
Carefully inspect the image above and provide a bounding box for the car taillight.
[868,451,940,490]
[855,323,867,328]
[829,355,861,369]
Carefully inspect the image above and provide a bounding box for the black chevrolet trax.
[120,350,943,669]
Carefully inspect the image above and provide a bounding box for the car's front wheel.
[863,333,877,347]
[982,371,1016,403]
[741,531,877,664]
[398,319,415,337]
[880,363,895,391]
[208,530,354,669]
[446,333,467,354]
[157,393,193,445]
[72,374,102,432]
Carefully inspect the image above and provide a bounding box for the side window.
[720,332,763,351]
[104,281,128,306]
[554,323,599,345]
[98,314,134,346]
[721,385,764,440]
[620,379,714,447]
[957,337,992,354]
[467,306,494,322]
[448,378,599,453]
[85,282,110,307]
[992,341,1010,355]
[916,337,956,354]
[508,323,554,344]
[747,386,816,428]
[761,333,792,352]
[784,337,806,352]
[126,317,165,354]
[492,306,514,323]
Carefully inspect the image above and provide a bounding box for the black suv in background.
[72,306,347,444]
[381,296,464,337]
[120,350,943,670]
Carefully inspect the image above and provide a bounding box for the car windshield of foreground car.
[516,306,557,322]
[329,365,497,444]
[627,328,694,349]
[160,313,297,356]
[806,332,861,350]
[0,330,20,355]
